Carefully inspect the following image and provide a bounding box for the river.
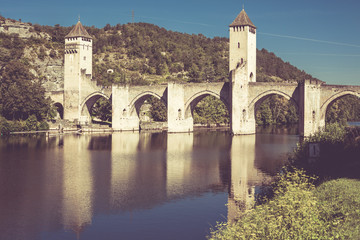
[0,128,299,240]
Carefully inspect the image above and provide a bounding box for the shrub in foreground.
[209,168,346,240]
[290,123,360,178]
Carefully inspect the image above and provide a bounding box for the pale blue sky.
[1,0,359,85]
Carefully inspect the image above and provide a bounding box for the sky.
[1,0,359,85]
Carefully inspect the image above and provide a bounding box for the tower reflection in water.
[228,135,271,223]
[60,132,268,233]
[0,131,294,240]
[111,132,140,210]
[62,134,94,236]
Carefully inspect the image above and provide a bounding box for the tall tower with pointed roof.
[229,9,256,82]
[64,21,93,121]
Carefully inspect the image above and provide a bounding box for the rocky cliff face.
[1,18,64,92]
[23,47,64,91]
[0,19,50,40]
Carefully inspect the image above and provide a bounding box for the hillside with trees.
[0,17,359,132]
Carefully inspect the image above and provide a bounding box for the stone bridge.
[49,65,360,137]
[49,15,360,136]
[68,65,357,137]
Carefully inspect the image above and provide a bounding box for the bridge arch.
[53,102,64,119]
[248,90,299,117]
[184,90,230,119]
[80,92,111,119]
[128,91,167,118]
[320,90,360,122]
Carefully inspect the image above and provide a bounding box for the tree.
[148,96,167,122]
[0,61,51,120]
[91,98,112,122]
[326,95,360,125]
[188,63,200,82]
[193,96,229,124]
[156,62,169,76]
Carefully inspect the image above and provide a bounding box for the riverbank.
[209,170,360,239]
[209,124,360,239]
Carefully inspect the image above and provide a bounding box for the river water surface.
[0,129,299,240]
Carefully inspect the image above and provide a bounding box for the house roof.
[229,9,256,28]
[65,21,92,39]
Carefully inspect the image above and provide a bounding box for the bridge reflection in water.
[0,131,298,240]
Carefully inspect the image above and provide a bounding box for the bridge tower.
[230,9,257,135]
[229,8,256,82]
[63,20,93,122]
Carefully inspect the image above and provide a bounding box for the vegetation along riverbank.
[209,124,360,240]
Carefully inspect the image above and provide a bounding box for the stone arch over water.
[54,102,64,119]
[248,90,299,118]
[80,92,111,122]
[320,90,360,124]
[184,90,231,120]
[128,91,167,119]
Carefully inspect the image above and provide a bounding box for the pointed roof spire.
[65,20,92,39]
[229,9,256,28]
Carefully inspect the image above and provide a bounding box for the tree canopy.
[0,60,51,121]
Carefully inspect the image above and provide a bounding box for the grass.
[209,170,360,240]
[315,178,360,239]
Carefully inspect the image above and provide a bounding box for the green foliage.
[291,123,360,178]
[209,168,344,240]
[91,98,112,122]
[37,120,49,130]
[326,95,360,124]
[0,60,52,120]
[25,114,38,131]
[7,120,26,132]
[255,95,298,126]
[315,179,360,239]
[0,116,10,135]
[193,96,229,124]
[38,46,47,60]
[94,63,127,86]
[307,123,347,144]
[89,23,229,83]
[0,33,25,65]
[147,96,167,122]
[0,116,48,134]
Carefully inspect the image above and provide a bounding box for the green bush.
[307,122,347,144]
[1,116,49,134]
[209,168,346,240]
[315,179,360,239]
[37,121,49,130]
[290,123,360,178]
[25,115,38,131]
[8,120,27,132]
[0,116,11,135]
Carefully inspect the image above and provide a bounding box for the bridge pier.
[167,82,194,133]
[299,79,324,137]
[230,66,256,135]
[112,85,140,131]
[63,90,81,122]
